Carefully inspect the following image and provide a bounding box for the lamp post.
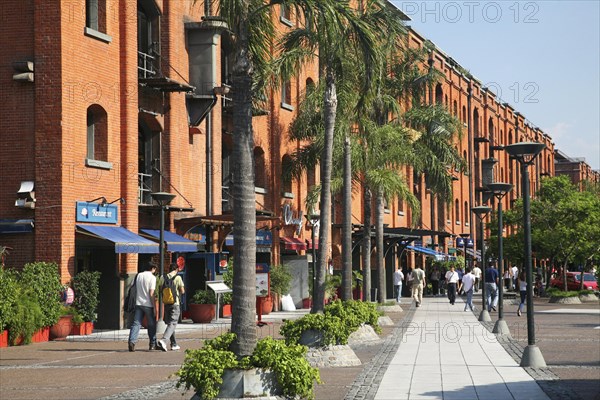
[486,182,513,335]
[151,192,176,323]
[471,206,492,322]
[505,142,547,368]
[305,213,320,304]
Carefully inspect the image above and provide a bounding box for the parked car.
[550,272,598,291]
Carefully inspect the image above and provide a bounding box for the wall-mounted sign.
[76,202,118,224]
[282,203,303,235]
[456,237,474,248]
[225,231,273,247]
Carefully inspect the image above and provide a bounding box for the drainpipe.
[467,81,475,259]
[205,2,213,250]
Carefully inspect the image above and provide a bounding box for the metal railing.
[138,172,153,205]
[138,51,158,79]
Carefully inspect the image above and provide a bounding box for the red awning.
[280,237,307,251]
[306,239,319,250]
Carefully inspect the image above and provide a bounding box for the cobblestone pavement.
[0,297,598,400]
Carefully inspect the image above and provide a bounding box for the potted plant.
[325,274,342,304]
[50,306,77,340]
[175,333,320,399]
[220,266,233,317]
[0,268,19,347]
[269,264,292,311]
[189,289,216,323]
[70,270,101,335]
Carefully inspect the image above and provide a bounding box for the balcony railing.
[138,51,158,79]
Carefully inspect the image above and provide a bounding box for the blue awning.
[76,225,159,254]
[0,219,34,234]
[140,229,199,253]
[407,245,449,260]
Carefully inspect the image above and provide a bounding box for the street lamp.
[305,212,320,306]
[471,205,492,322]
[505,141,547,368]
[459,233,470,272]
[486,182,513,336]
[151,192,176,323]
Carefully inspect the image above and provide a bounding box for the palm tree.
[277,0,391,312]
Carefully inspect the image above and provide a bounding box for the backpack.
[124,274,138,313]
[162,273,177,305]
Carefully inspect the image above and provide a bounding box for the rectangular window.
[280,4,292,26]
[281,79,293,110]
[87,110,95,160]
[86,0,99,31]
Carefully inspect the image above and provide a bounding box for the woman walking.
[517,269,527,316]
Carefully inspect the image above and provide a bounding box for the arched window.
[464,201,469,226]
[435,84,443,104]
[281,155,293,195]
[455,198,460,223]
[254,147,266,190]
[473,108,480,136]
[86,105,108,162]
[462,105,467,123]
[488,117,494,142]
[453,100,458,116]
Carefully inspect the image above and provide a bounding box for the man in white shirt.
[461,267,476,312]
[393,267,404,303]
[511,265,519,291]
[445,265,460,305]
[471,262,482,293]
[128,263,157,352]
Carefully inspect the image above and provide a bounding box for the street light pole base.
[520,345,547,368]
[492,318,511,337]
[478,309,491,322]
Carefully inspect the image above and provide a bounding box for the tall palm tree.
[277,0,387,312]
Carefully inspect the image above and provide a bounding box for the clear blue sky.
[392,0,600,170]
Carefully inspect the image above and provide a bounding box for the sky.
[391,0,600,170]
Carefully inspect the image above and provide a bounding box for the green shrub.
[545,287,579,298]
[8,285,45,345]
[176,333,320,400]
[269,264,292,296]
[325,300,382,334]
[71,270,101,322]
[192,289,216,304]
[0,269,19,332]
[19,262,63,327]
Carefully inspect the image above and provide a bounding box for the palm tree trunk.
[230,20,257,357]
[313,68,337,313]
[362,186,372,302]
[342,135,353,300]
[376,189,385,302]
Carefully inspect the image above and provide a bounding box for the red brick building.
[1,1,579,327]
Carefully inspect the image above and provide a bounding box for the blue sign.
[256,263,270,273]
[456,237,474,248]
[225,230,273,246]
[76,202,118,224]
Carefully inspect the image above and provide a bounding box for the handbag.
[124,274,138,313]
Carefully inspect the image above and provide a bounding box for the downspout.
[205,2,213,249]
[467,81,475,254]
[427,55,436,248]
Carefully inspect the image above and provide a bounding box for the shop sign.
[282,203,303,235]
[225,231,273,246]
[76,202,118,224]
[456,237,474,248]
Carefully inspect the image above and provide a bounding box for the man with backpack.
[156,263,185,351]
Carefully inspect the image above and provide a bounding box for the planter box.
[257,296,273,315]
[0,330,7,348]
[302,298,312,309]
[71,322,94,336]
[32,327,50,343]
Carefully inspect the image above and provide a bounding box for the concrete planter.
[548,296,581,304]
[215,368,281,398]
[579,293,599,303]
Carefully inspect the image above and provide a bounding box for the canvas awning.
[280,237,307,251]
[140,229,199,253]
[76,225,159,254]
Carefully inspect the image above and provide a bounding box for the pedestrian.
[430,267,440,296]
[517,269,527,316]
[407,266,415,294]
[157,263,185,351]
[471,262,482,293]
[511,265,519,290]
[445,265,460,305]
[461,267,476,312]
[393,267,404,304]
[411,265,426,307]
[457,267,464,295]
[128,262,158,352]
[504,267,513,291]
[484,264,499,312]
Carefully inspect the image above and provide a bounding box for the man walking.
[393,267,404,303]
[445,265,460,305]
[128,263,158,352]
[461,267,476,312]
[411,265,426,307]
[484,264,499,312]
[157,263,185,351]
[472,262,482,293]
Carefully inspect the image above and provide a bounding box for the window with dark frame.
[280,4,292,25]
[281,79,292,109]
[86,105,108,162]
[86,0,106,33]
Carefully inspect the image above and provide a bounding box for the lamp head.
[471,205,492,220]
[150,192,176,206]
[504,142,546,164]
[486,182,514,199]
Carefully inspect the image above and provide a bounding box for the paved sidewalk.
[373,296,549,400]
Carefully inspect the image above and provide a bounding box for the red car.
[550,272,598,291]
